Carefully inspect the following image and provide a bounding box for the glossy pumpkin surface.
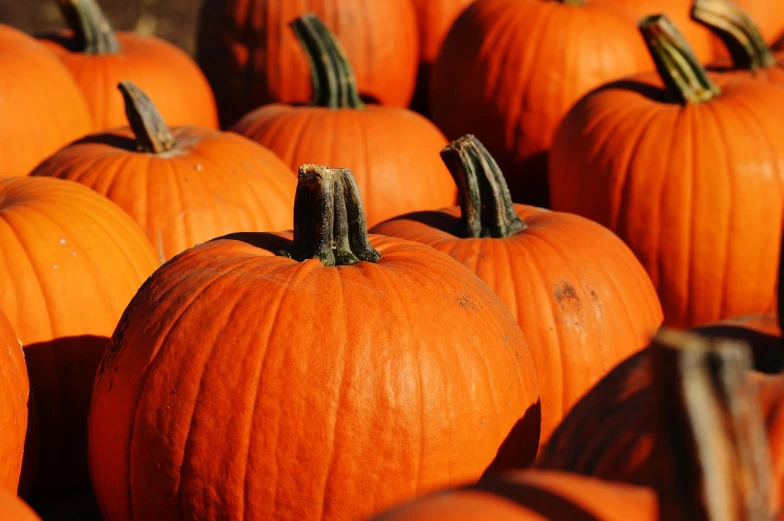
[0,309,28,495]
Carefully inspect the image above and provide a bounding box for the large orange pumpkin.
[549,15,784,329]
[231,14,456,228]
[372,135,662,446]
[370,330,777,521]
[0,177,159,490]
[430,0,653,208]
[0,24,92,178]
[31,81,296,263]
[38,0,217,131]
[0,489,41,521]
[711,0,784,59]
[0,309,28,495]
[197,0,419,128]
[409,0,475,114]
[88,164,540,521]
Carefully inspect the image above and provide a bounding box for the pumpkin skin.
[0,309,28,495]
[430,0,653,207]
[370,471,656,521]
[372,136,663,446]
[0,25,92,178]
[88,166,540,521]
[595,0,713,61]
[549,18,784,329]
[38,31,218,131]
[197,0,419,128]
[31,83,296,263]
[0,177,159,490]
[0,489,41,521]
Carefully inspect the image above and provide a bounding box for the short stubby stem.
[118,82,176,154]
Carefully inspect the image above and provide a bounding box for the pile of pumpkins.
[1,0,784,519]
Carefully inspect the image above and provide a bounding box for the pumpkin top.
[290,13,365,110]
[280,165,381,266]
[639,15,722,104]
[442,135,525,239]
[117,81,176,154]
[55,0,120,55]
[692,0,776,71]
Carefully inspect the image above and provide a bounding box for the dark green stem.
[290,13,364,109]
[118,81,176,154]
[441,135,525,239]
[56,0,120,54]
[651,330,772,521]
[639,15,722,104]
[281,165,380,266]
[692,0,776,70]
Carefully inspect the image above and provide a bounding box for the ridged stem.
[118,82,176,154]
[55,0,120,54]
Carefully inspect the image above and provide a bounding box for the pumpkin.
[711,0,784,59]
[0,489,41,521]
[31,81,296,263]
[692,0,784,85]
[231,14,456,228]
[409,0,475,114]
[0,24,91,178]
[38,0,217,131]
[0,177,159,490]
[548,15,784,329]
[429,0,653,208]
[0,309,28,494]
[370,330,776,521]
[88,164,540,521]
[197,0,419,128]
[372,135,662,446]
[597,0,714,61]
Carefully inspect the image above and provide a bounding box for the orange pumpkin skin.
[412,0,475,65]
[0,177,159,490]
[232,107,456,227]
[549,73,784,329]
[38,32,218,131]
[596,0,713,61]
[31,126,297,263]
[373,204,663,445]
[196,0,419,127]
[0,309,28,494]
[430,0,652,207]
[88,233,540,521]
[370,471,655,521]
[0,25,92,178]
[0,489,41,521]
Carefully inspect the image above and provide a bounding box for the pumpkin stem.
[639,15,722,104]
[441,135,525,239]
[552,0,584,5]
[651,329,773,521]
[118,81,176,154]
[55,0,121,55]
[289,14,365,109]
[281,165,381,266]
[692,0,776,70]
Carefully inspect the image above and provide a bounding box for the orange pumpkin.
[0,177,159,490]
[38,0,217,131]
[31,81,296,263]
[88,164,540,521]
[371,330,777,521]
[549,15,784,329]
[692,0,784,85]
[711,0,784,59]
[372,135,662,446]
[430,0,653,207]
[0,309,28,495]
[409,0,475,114]
[231,14,456,228]
[0,24,91,178]
[595,0,714,61]
[197,0,419,127]
[0,489,41,521]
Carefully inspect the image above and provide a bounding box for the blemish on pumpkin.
[553,280,587,340]
[554,281,578,304]
[195,164,203,172]
[457,294,478,312]
[59,238,66,245]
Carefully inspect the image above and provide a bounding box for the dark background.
[0,0,198,55]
